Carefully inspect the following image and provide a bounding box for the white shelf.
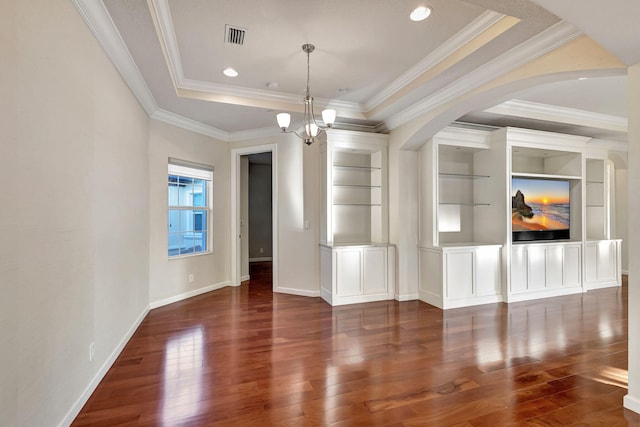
[333,184,381,189]
[439,172,490,179]
[333,164,381,171]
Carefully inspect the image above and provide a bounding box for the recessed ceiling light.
[578,77,588,81]
[222,67,238,77]
[410,6,432,22]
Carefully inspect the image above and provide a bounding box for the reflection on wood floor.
[73,272,640,426]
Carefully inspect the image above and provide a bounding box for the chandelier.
[276,44,336,145]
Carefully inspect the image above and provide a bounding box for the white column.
[625,63,640,414]
[388,146,419,300]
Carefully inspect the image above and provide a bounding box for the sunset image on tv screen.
[512,178,570,232]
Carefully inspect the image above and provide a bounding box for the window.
[168,159,213,257]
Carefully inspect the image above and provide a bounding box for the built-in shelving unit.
[418,126,504,309]
[320,130,395,306]
[418,125,622,309]
[585,157,608,240]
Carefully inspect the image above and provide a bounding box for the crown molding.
[485,99,628,132]
[147,0,184,86]
[151,109,229,141]
[505,126,592,147]
[180,79,364,115]
[365,10,506,111]
[72,0,157,115]
[386,20,583,130]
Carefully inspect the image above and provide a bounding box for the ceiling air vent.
[225,25,246,45]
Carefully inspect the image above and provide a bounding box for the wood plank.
[72,269,640,425]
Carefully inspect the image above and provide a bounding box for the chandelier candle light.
[276,44,336,145]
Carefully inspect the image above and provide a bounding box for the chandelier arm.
[285,128,306,140]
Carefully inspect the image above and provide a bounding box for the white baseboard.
[624,394,640,415]
[149,281,231,309]
[395,293,419,301]
[240,275,250,282]
[249,257,273,262]
[59,306,149,427]
[275,286,321,298]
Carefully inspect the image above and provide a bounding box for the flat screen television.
[512,177,570,242]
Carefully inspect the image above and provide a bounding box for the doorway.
[245,152,273,285]
[231,144,278,290]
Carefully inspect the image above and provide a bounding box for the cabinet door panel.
[563,245,581,288]
[335,250,362,296]
[597,241,616,281]
[546,246,563,289]
[585,245,597,283]
[527,247,547,291]
[363,247,387,294]
[475,247,500,296]
[511,247,528,293]
[445,251,473,300]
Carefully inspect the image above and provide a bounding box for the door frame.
[230,144,278,290]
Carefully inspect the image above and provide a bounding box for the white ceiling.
[77,0,634,144]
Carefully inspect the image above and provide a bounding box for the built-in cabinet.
[320,130,395,306]
[585,239,622,290]
[419,244,501,309]
[418,125,622,309]
[510,241,582,302]
[320,244,395,306]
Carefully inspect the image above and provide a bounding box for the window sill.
[168,250,212,260]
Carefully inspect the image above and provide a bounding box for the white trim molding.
[395,293,419,302]
[366,11,507,111]
[151,109,228,141]
[624,394,640,415]
[386,20,582,130]
[58,306,149,427]
[276,287,321,298]
[486,99,628,132]
[149,281,231,309]
[72,0,157,115]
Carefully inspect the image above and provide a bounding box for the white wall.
[148,120,230,305]
[388,142,420,300]
[0,1,150,425]
[624,63,640,414]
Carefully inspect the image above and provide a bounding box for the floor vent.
[225,25,246,45]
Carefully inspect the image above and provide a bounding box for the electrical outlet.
[259,248,263,254]
[89,342,95,362]
[188,274,194,283]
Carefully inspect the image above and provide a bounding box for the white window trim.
[168,159,214,259]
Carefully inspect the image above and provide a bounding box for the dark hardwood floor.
[73,271,640,426]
